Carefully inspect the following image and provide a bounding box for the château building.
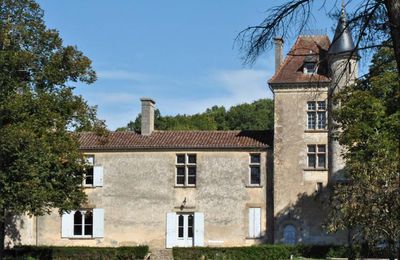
[11,6,358,249]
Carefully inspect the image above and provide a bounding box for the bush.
[173,245,296,260]
[4,245,149,260]
[173,244,364,260]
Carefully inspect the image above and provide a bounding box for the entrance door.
[175,213,194,247]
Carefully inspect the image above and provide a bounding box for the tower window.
[307,101,327,130]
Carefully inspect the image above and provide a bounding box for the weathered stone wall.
[16,150,269,248]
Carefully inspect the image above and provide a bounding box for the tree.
[237,0,400,78]
[327,46,400,259]
[0,0,103,256]
[117,99,274,131]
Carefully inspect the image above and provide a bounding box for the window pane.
[318,154,326,168]
[176,166,185,185]
[188,215,193,238]
[188,166,196,185]
[74,211,82,224]
[85,211,93,225]
[307,102,316,111]
[176,155,185,164]
[317,145,326,153]
[250,154,260,164]
[307,112,316,129]
[84,224,93,236]
[178,215,184,238]
[86,155,94,165]
[307,145,316,153]
[308,155,316,168]
[317,101,326,110]
[317,112,326,129]
[85,167,94,185]
[188,154,196,164]
[74,225,82,236]
[250,166,260,185]
[73,211,83,235]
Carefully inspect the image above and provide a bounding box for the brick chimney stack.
[140,98,156,136]
[274,37,284,72]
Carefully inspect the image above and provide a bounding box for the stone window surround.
[306,144,327,169]
[248,153,261,186]
[306,100,327,130]
[175,153,197,187]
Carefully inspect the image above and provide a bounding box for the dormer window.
[304,62,316,74]
[303,55,318,74]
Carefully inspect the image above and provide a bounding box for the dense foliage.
[4,245,149,260]
[0,0,103,255]
[328,46,400,258]
[117,98,274,131]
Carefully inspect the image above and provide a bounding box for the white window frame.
[307,144,327,169]
[175,154,197,187]
[307,101,327,130]
[249,153,261,186]
[83,155,94,187]
[72,209,93,238]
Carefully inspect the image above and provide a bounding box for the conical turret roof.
[328,5,356,55]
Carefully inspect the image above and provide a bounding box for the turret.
[328,2,359,181]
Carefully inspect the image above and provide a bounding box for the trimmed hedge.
[173,245,296,260]
[173,244,362,260]
[4,245,149,260]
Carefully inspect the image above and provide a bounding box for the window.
[83,155,94,186]
[248,208,261,238]
[83,155,103,187]
[73,210,93,236]
[283,225,296,244]
[249,154,261,185]
[304,62,316,74]
[61,208,104,238]
[176,154,196,186]
[307,145,326,169]
[307,101,327,130]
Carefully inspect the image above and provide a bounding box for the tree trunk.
[384,0,400,78]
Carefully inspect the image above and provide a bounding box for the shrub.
[5,245,149,260]
[173,245,295,260]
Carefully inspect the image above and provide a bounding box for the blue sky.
[37,0,350,130]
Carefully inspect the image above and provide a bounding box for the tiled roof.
[78,130,273,150]
[269,35,331,84]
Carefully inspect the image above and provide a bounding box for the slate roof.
[328,8,356,55]
[78,130,273,150]
[269,35,331,84]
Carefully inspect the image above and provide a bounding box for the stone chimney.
[140,98,156,136]
[274,37,284,72]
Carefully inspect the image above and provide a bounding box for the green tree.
[0,0,102,255]
[327,46,400,259]
[117,99,274,131]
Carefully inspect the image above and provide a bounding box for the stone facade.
[15,149,271,248]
